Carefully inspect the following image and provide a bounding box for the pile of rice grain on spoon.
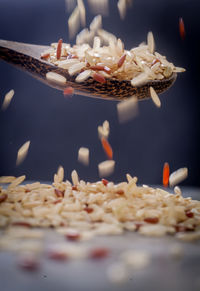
[43,20,185,86]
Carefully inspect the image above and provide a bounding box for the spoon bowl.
[0,39,177,101]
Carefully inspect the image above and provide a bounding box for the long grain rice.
[90,15,102,32]
[117,0,127,20]
[169,167,188,187]
[88,0,109,16]
[1,89,14,111]
[46,72,67,84]
[16,141,30,166]
[117,96,138,123]
[75,69,92,82]
[77,0,86,27]
[150,86,161,107]
[98,160,115,177]
[68,5,80,39]
[78,147,89,166]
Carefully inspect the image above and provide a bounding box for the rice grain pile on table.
[0,169,200,242]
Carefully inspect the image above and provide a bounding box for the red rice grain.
[48,251,68,261]
[163,162,170,187]
[84,207,94,213]
[93,72,106,83]
[118,54,126,68]
[0,194,8,203]
[101,137,113,160]
[102,178,109,186]
[179,17,186,40]
[56,39,63,60]
[63,87,74,96]
[144,217,159,224]
[54,189,64,198]
[90,247,110,259]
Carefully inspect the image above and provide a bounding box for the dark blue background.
[0,0,200,186]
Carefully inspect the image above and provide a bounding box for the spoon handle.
[0,39,73,91]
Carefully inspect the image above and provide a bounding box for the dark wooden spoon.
[0,39,177,101]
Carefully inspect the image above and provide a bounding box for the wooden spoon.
[0,39,177,101]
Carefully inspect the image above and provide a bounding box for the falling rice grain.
[90,15,102,32]
[117,96,138,123]
[117,0,127,20]
[68,6,80,39]
[101,137,113,160]
[16,141,30,166]
[163,162,170,187]
[77,0,86,27]
[46,72,66,84]
[65,0,76,12]
[150,86,161,108]
[147,31,155,54]
[169,167,188,187]
[78,147,89,166]
[179,17,186,40]
[88,0,109,16]
[1,89,14,111]
[98,160,115,178]
[63,87,74,96]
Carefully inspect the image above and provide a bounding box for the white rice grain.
[46,72,66,84]
[174,186,182,195]
[88,0,109,16]
[98,160,115,177]
[1,89,14,111]
[75,69,92,82]
[93,36,101,49]
[68,62,86,76]
[78,147,89,166]
[71,170,79,185]
[169,167,188,187]
[57,166,64,183]
[8,175,26,189]
[117,0,127,20]
[0,176,16,184]
[147,31,155,54]
[77,0,86,27]
[90,15,102,32]
[117,96,138,123]
[16,141,30,166]
[131,72,148,87]
[68,5,80,39]
[57,59,79,69]
[150,86,161,108]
